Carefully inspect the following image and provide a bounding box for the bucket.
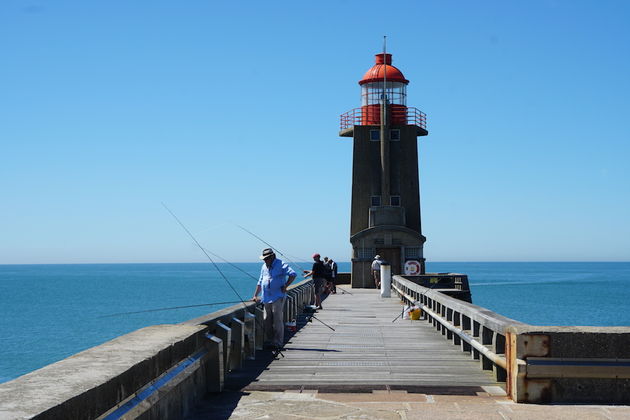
[410,308,422,320]
[286,320,297,332]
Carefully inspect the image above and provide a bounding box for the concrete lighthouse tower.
[340,51,429,288]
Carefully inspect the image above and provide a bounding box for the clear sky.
[1,1,629,264]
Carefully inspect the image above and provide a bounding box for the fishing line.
[163,205,274,344]
[202,247,259,281]
[236,224,354,298]
[99,301,245,318]
[235,224,309,274]
[162,203,248,308]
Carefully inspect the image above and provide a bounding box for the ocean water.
[0,261,628,384]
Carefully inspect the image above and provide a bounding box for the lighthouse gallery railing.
[339,106,427,131]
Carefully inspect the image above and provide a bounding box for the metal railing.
[339,106,427,131]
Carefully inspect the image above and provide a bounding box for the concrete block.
[243,312,256,360]
[214,322,231,378]
[230,317,245,371]
[255,306,264,350]
[0,324,206,420]
[204,334,224,393]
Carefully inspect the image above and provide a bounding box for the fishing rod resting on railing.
[391,277,443,323]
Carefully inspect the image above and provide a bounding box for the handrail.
[392,282,507,369]
[339,107,427,131]
[391,274,630,404]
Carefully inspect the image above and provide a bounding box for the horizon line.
[1,260,629,266]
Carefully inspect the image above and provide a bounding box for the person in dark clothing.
[303,253,326,309]
[328,258,338,294]
[323,257,333,294]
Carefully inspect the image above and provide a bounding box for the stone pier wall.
[0,279,314,420]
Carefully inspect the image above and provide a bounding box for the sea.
[1,261,629,384]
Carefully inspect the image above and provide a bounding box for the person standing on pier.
[303,253,326,309]
[372,255,382,288]
[252,248,297,350]
[328,258,338,294]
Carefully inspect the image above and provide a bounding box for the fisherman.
[323,256,333,295]
[252,248,297,350]
[371,255,382,289]
[328,258,338,294]
[303,253,326,309]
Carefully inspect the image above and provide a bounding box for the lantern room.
[340,53,427,132]
[359,53,409,125]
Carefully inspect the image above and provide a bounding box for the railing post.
[461,315,472,352]
[446,308,454,340]
[243,312,256,360]
[481,326,494,370]
[472,321,481,360]
[230,317,245,370]
[452,312,461,346]
[215,321,231,378]
[255,306,264,350]
[493,333,507,382]
[204,334,224,393]
[434,302,441,332]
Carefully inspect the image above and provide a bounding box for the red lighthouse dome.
[359,53,409,85]
[359,53,409,125]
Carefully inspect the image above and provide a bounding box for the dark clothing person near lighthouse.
[252,248,297,349]
[304,253,326,309]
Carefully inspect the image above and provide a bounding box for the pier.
[235,289,499,393]
[2,276,630,419]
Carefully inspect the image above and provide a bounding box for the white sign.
[404,260,422,275]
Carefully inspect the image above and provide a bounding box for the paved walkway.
[187,389,630,420]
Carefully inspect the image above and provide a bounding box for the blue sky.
[1,1,629,264]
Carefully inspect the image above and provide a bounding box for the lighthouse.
[340,51,428,288]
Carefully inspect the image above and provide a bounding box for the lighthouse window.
[370,130,380,141]
[371,196,381,206]
[390,129,400,141]
[390,196,401,206]
[405,247,420,258]
[357,247,375,259]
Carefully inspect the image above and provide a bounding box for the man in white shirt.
[371,255,382,288]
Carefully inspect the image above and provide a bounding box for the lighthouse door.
[376,248,401,276]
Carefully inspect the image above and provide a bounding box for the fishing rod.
[203,247,259,281]
[391,278,443,323]
[163,203,248,308]
[235,224,309,274]
[164,207,272,339]
[236,224,351,295]
[336,285,353,295]
[307,313,336,331]
[99,301,245,318]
